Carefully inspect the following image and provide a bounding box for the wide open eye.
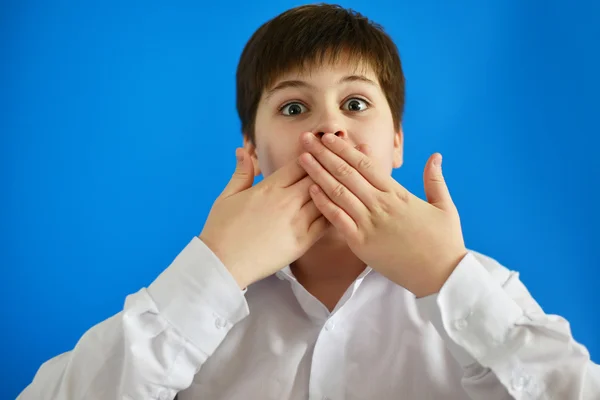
[342,98,369,112]
[280,102,308,116]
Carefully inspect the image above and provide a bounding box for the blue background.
[2,0,599,398]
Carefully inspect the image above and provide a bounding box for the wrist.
[411,249,468,298]
[198,234,251,290]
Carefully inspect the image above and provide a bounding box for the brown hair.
[236,3,406,143]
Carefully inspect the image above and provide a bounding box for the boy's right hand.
[198,148,328,289]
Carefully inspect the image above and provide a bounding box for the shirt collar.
[275,265,374,284]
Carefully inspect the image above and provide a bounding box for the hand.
[199,148,328,289]
[298,132,468,298]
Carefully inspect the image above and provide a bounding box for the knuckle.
[262,183,277,197]
[332,183,346,198]
[430,172,445,183]
[395,188,409,202]
[257,181,270,192]
[372,194,397,217]
[334,162,353,177]
[372,203,390,221]
[357,156,373,170]
[371,202,385,218]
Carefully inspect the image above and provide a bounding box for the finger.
[267,155,309,188]
[318,133,390,191]
[354,144,415,209]
[305,215,329,245]
[220,148,255,199]
[291,175,317,204]
[301,133,377,207]
[424,153,454,211]
[309,184,358,238]
[355,143,372,156]
[298,199,322,223]
[299,152,370,225]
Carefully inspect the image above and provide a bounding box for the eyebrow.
[264,75,378,100]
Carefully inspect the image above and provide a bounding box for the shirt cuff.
[416,252,524,368]
[147,236,250,355]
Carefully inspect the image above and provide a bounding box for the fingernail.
[322,134,335,144]
[302,132,314,145]
[300,153,314,164]
[236,149,244,162]
[356,144,371,155]
[434,154,442,167]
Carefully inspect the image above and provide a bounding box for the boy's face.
[245,59,403,180]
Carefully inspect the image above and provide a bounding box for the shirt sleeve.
[415,251,600,400]
[18,236,249,400]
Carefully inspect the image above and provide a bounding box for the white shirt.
[19,237,600,399]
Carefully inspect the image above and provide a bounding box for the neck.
[290,228,367,309]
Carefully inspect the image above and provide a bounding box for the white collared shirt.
[19,237,600,399]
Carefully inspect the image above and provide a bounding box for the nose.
[314,130,347,139]
[312,114,349,141]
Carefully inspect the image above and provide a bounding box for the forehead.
[267,53,380,89]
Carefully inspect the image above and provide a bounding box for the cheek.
[256,138,302,177]
[369,142,396,174]
[355,130,397,173]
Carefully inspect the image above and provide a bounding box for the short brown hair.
[236,3,406,143]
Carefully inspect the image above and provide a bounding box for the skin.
[249,60,403,307]
[199,58,468,309]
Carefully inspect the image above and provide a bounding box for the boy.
[19,4,599,399]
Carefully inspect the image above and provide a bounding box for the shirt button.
[158,390,169,400]
[453,318,468,331]
[511,375,530,391]
[215,317,227,329]
[324,320,335,331]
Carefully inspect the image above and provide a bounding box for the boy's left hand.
[298,132,468,298]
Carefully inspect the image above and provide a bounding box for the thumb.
[424,153,453,211]
[220,148,255,199]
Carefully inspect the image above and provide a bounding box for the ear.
[243,134,262,177]
[392,126,404,168]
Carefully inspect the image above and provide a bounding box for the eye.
[342,98,369,112]
[280,102,308,116]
